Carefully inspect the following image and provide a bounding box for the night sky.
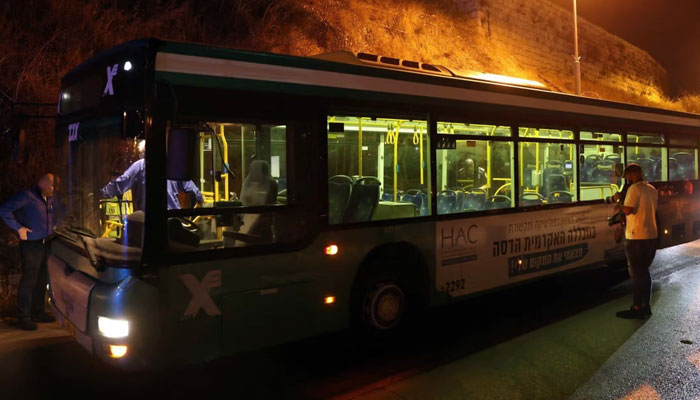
[547,0,700,94]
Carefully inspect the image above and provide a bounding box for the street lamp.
[572,0,582,95]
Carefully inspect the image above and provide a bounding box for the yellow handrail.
[393,122,401,202]
[494,180,512,196]
[358,118,363,176]
[218,124,229,202]
[419,126,424,185]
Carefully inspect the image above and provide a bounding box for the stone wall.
[454,0,669,99]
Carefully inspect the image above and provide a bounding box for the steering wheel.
[178,217,200,233]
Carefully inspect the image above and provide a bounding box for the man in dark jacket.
[0,173,62,330]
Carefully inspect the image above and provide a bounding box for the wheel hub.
[365,283,405,331]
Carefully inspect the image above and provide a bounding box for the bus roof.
[59,39,700,130]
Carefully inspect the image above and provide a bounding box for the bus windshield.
[57,118,145,268]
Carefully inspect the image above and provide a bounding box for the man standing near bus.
[0,173,61,330]
[616,164,658,319]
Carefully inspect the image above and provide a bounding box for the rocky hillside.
[0,0,699,311]
[1,0,698,111]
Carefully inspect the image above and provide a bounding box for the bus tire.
[357,274,407,334]
[350,250,427,337]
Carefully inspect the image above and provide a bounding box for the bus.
[49,39,700,368]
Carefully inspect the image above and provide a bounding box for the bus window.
[626,146,667,182]
[628,132,665,144]
[519,142,577,205]
[669,148,698,181]
[580,131,622,142]
[436,138,514,213]
[179,123,288,208]
[166,122,304,251]
[437,122,511,137]
[55,120,145,267]
[579,144,624,201]
[327,116,430,223]
[518,127,574,140]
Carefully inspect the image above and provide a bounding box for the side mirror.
[166,128,195,180]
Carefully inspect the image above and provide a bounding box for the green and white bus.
[49,39,700,368]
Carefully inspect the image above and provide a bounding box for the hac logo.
[441,224,478,248]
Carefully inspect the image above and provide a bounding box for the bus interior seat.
[591,166,615,183]
[545,174,567,195]
[328,175,353,224]
[671,152,693,180]
[438,190,457,214]
[400,193,423,215]
[238,160,278,242]
[454,190,466,211]
[542,166,564,194]
[520,192,544,206]
[582,155,601,181]
[241,160,278,206]
[547,191,573,204]
[401,189,429,216]
[635,158,655,181]
[465,189,486,211]
[485,195,511,210]
[420,193,429,215]
[343,177,381,223]
[381,192,396,202]
[669,157,679,180]
[605,154,622,163]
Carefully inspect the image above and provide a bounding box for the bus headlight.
[97,316,130,338]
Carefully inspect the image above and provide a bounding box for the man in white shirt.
[616,164,658,319]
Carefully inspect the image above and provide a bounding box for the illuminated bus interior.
[166,122,304,251]
[327,116,431,223]
[436,122,514,213]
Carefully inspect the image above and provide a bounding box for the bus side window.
[518,127,577,206]
[579,141,624,201]
[326,116,431,224]
[166,122,302,252]
[436,139,514,214]
[435,122,514,214]
[626,145,668,182]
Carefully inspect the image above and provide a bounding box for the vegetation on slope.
[0,0,698,311]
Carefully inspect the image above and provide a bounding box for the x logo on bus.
[180,270,222,320]
[103,63,118,96]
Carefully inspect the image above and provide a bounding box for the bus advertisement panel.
[436,204,620,296]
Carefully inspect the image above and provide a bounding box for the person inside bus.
[100,140,204,210]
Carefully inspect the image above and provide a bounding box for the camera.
[606,181,630,226]
[608,210,625,226]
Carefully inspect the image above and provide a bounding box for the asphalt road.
[1,241,700,400]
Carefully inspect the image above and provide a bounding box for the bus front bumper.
[49,300,94,355]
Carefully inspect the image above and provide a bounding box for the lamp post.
[572,0,582,95]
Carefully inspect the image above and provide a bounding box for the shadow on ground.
[0,264,637,400]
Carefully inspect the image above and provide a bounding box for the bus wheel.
[353,275,409,335]
[363,280,405,331]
